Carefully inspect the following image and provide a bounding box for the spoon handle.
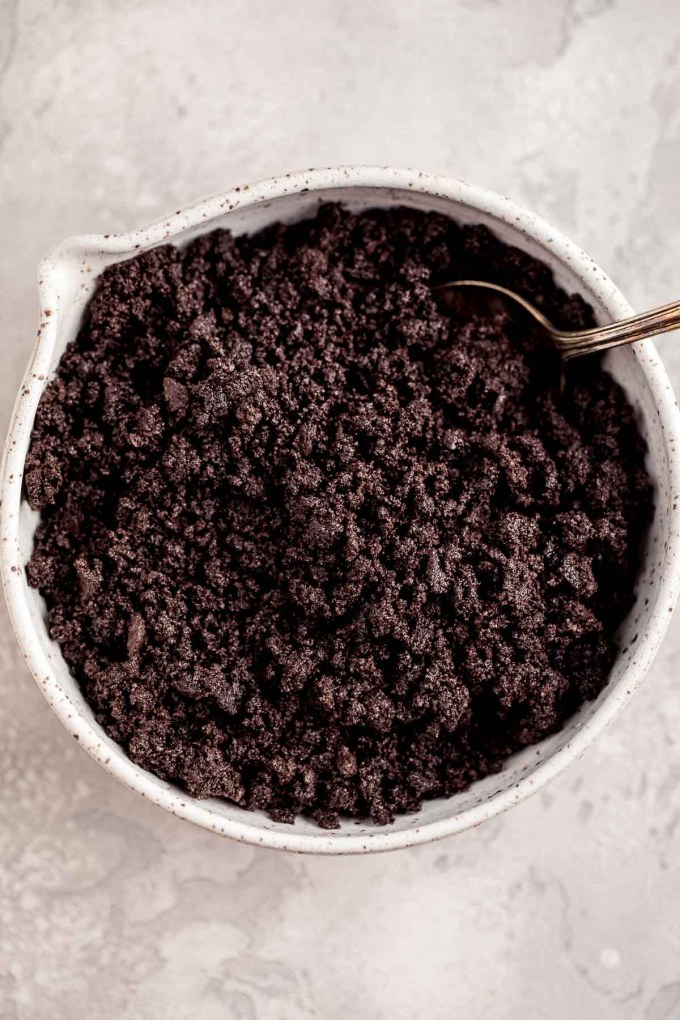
[558,299,680,360]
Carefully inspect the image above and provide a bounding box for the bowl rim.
[3,165,680,854]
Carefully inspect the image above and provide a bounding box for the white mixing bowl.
[2,166,679,853]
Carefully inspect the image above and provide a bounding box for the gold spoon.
[433,280,680,361]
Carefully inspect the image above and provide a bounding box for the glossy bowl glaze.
[3,166,680,853]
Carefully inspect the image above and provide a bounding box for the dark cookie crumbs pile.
[25,205,652,827]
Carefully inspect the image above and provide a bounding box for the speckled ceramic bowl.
[2,167,679,854]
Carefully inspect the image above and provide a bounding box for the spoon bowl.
[434,279,680,360]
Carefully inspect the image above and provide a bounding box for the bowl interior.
[12,180,677,849]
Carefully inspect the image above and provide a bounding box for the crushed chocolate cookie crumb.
[25,205,652,827]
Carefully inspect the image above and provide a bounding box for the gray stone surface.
[2,1,680,1016]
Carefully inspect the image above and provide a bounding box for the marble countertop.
[2,1,680,1016]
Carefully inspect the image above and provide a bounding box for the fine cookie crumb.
[24,205,652,828]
